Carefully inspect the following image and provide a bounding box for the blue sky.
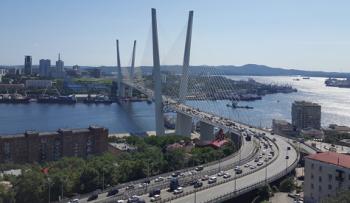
[1,0,350,71]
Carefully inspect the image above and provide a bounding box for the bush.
[279,177,295,192]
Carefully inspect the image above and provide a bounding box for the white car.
[244,164,250,168]
[173,187,183,194]
[223,173,231,179]
[257,161,263,166]
[150,195,161,202]
[68,199,79,203]
[117,200,124,203]
[217,171,225,176]
[208,177,217,184]
[249,165,256,170]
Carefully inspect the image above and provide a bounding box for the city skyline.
[1,0,350,72]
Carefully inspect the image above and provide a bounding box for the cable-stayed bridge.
[75,8,303,203]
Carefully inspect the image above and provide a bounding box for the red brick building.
[0,125,108,163]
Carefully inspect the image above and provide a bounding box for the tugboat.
[0,94,30,104]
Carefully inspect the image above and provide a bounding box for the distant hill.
[2,64,350,78]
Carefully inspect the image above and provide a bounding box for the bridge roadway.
[160,132,297,203]
[76,133,258,203]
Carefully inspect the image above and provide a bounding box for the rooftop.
[293,100,320,107]
[306,152,350,169]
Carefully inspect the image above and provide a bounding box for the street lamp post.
[47,177,51,203]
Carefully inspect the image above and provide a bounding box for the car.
[150,195,161,202]
[254,158,260,162]
[257,161,263,166]
[144,179,151,184]
[217,171,225,176]
[208,177,217,184]
[234,166,241,171]
[235,169,242,174]
[127,195,140,203]
[87,194,98,201]
[149,189,161,197]
[258,154,263,159]
[223,173,231,179]
[68,199,79,203]
[195,166,204,171]
[179,173,185,177]
[107,188,119,196]
[287,146,291,150]
[155,177,164,182]
[117,200,124,203]
[126,185,135,190]
[249,165,256,170]
[201,175,209,181]
[193,181,203,188]
[173,187,183,194]
[244,164,250,168]
[264,157,269,162]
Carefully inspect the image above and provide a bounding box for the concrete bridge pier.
[200,121,214,141]
[175,112,192,137]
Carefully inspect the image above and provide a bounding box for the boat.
[302,77,310,79]
[38,95,77,104]
[226,101,253,109]
[0,94,30,104]
[292,78,300,81]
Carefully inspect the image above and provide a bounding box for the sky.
[1,0,350,72]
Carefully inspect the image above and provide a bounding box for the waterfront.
[1,76,350,134]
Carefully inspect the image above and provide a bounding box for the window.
[311,183,314,189]
[311,163,314,169]
[319,186,322,192]
[328,174,332,181]
[311,174,314,179]
[328,184,332,190]
[319,166,322,171]
[319,176,322,182]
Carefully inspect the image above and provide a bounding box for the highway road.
[163,132,298,203]
[74,134,258,203]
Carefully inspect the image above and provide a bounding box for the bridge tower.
[175,11,194,137]
[128,40,137,98]
[152,8,165,136]
[116,39,125,98]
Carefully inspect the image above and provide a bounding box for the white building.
[25,80,52,88]
[304,152,350,203]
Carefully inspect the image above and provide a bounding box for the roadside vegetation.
[0,135,235,203]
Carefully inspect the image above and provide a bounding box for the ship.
[325,78,350,88]
[226,101,253,109]
[37,95,77,104]
[0,94,30,104]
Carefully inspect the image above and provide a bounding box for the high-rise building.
[292,101,321,130]
[39,59,51,77]
[24,55,32,75]
[56,53,64,72]
[51,53,65,78]
[304,152,350,203]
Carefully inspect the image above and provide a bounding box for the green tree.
[279,177,295,192]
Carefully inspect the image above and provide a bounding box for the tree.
[14,168,46,203]
[279,177,295,192]
[0,183,15,203]
[321,189,350,203]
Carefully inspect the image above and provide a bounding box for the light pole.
[47,177,51,203]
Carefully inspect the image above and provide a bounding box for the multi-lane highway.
[74,132,258,203]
